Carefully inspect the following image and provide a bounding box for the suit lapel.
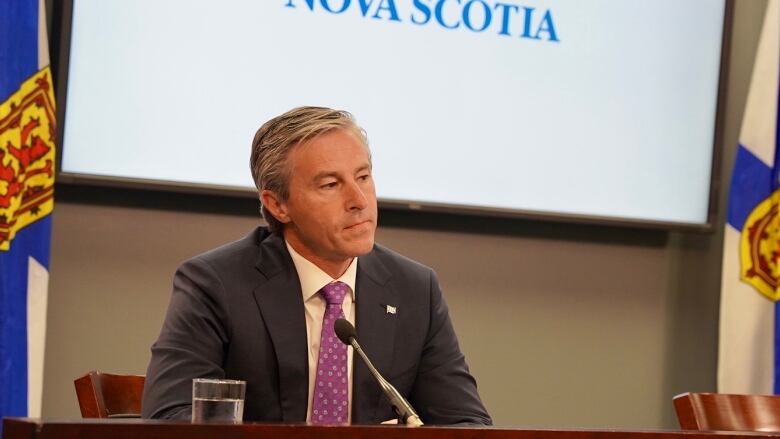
[251,234,309,422]
[353,249,396,423]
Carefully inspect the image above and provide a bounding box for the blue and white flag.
[0,0,56,422]
[718,0,779,394]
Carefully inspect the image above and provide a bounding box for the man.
[141,106,491,425]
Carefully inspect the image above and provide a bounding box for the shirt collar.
[285,240,357,303]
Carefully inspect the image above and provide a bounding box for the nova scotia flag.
[718,0,779,394]
[0,0,56,427]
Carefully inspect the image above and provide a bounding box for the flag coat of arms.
[0,0,56,421]
[718,0,779,394]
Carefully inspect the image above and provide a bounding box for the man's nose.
[345,180,368,210]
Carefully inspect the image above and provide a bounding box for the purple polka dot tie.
[311,281,349,424]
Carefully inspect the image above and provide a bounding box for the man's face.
[271,128,378,271]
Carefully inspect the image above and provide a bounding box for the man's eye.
[358,174,371,182]
[321,182,338,189]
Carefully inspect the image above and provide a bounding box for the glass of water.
[191,378,246,423]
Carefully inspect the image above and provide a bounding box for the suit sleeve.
[141,257,231,419]
[409,271,492,425]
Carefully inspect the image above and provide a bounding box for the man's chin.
[353,238,375,256]
[343,235,375,257]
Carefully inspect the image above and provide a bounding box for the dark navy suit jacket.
[141,227,491,425]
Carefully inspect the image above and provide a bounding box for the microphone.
[334,319,424,427]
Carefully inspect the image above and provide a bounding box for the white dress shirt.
[285,241,356,423]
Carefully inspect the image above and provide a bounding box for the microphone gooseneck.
[334,318,424,427]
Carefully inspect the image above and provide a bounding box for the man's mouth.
[345,220,372,230]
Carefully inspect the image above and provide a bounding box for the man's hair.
[250,106,370,234]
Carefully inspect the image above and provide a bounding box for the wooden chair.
[673,392,780,432]
[74,370,145,418]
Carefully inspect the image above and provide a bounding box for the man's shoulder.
[184,226,279,270]
[367,242,434,278]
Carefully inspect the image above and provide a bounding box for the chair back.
[673,392,780,432]
[74,370,145,418]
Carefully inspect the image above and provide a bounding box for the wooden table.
[5,418,780,439]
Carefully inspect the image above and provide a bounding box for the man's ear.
[260,190,291,224]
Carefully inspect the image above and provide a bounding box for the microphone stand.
[347,338,424,427]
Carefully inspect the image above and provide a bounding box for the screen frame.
[51,0,734,232]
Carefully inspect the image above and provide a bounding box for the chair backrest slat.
[674,392,780,432]
[74,370,145,418]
